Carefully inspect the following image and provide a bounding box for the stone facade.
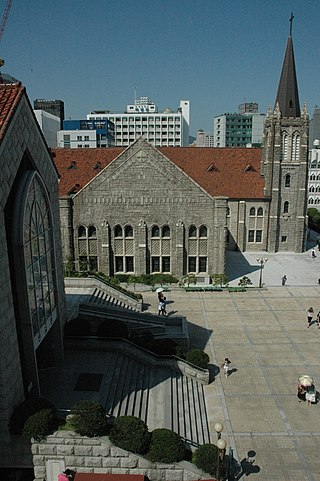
[59,140,228,278]
[32,432,208,481]
[0,87,66,467]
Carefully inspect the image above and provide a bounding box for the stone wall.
[32,431,208,481]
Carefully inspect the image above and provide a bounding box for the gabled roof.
[0,82,25,141]
[52,144,265,199]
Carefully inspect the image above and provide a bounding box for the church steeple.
[275,13,300,117]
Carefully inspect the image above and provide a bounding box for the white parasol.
[299,375,314,387]
[156,287,164,293]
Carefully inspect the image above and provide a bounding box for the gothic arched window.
[249,207,256,216]
[199,225,208,237]
[151,225,160,237]
[114,225,123,237]
[78,225,86,237]
[88,225,96,238]
[162,225,170,237]
[284,201,289,213]
[291,132,300,161]
[282,133,289,161]
[124,225,133,237]
[189,225,197,237]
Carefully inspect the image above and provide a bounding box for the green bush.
[192,443,219,475]
[114,274,128,283]
[109,416,150,454]
[148,428,185,463]
[96,319,129,338]
[64,318,92,337]
[9,398,55,435]
[70,400,110,437]
[186,349,210,369]
[22,408,57,442]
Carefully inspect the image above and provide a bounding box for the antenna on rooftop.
[0,0,13,68]
[134,86,137,103]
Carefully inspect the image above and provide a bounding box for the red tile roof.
[74,474,145,481]
[0,82,25,141]
[52,144,265,199]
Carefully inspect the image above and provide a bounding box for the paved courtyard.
[63,245,320,480]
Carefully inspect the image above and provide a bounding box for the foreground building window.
[150,224,171,273]
[24,174,58,347]
[187,224,208,273]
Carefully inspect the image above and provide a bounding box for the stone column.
[238,201,246,251]
[100,220,111,276]
[136,220,147,275]
[174,219,185,278]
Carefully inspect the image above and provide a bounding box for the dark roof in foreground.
[52,144,265,199]
[74,474,145,481]
[0,82,25,141]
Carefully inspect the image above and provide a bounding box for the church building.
[53,29,309,279]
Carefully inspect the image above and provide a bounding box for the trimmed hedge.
[192,443,219,475]
[9,398,55,435]
[148,428,185,463]
[70,400,110,437]
[22,408,57,442]
[186,349,210,369]
[109,416,150,454]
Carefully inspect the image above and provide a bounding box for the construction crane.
[0,0,13,67]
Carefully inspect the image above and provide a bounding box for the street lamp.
[214,422,223,440]
[216,438,227,481]
[256,257,268,288]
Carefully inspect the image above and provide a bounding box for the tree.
[186,349,210,369]
[148,429,185,463]
[238,276,252,287]
[211,273,228,287]
[22,408,57,442]
[109,416,150,454]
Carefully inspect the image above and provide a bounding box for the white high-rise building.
[195,129,214,147]
[87,97,190,147]
[308,139,320,210]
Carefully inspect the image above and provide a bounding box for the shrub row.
[12,400,224,476]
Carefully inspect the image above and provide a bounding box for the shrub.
[109,416,150,454]
[180,273,197,287]
[70,400,110,437]
[22,408,57,442]
[211,273,228,287]
[9,398,55,435]
[186,349,210,369]
[238,276,252,287]
[192,443,219,475]
[148,428,185,463]
[96,319,129,338]
[64,317,91,337]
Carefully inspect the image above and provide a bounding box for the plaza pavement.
[142,245,320,481]
[64,242,320,481]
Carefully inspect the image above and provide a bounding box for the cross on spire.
[289,12,294,36]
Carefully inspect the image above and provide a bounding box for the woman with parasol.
[298,376,316,406]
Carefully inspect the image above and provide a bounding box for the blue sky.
[1,0,320,136]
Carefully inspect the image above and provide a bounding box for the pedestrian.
[221,358,231,378]
[318,278,320,286]
[157,291,164,302]
[161,296,167,316]
[158,300,163,315]
[58,470,72,481]
[317,310,320,329]
[311,248,317,258]
[297,383,306,403]
[281,275,287,286]
[306,385,316,406]
[306,307,314,328]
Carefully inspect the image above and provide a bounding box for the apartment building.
[57,119,115,148]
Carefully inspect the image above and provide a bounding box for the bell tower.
[261,14,309,252]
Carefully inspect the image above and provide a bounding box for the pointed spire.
[274,14,300,117]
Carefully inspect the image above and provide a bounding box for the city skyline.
[1,0,319,135]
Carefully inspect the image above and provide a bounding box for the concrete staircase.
[101,352,210,447]
[89,287,138,311]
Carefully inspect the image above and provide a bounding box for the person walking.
[297,383,306,403]
[311,248,317,258]
[306,307,314,328]
[317,310,320,329]
[221,358,231,378]
[58,470,72,481]
[281,275,287,286]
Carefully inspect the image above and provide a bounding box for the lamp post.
[216,438,227,481]
[214,422,223,440]
[214,423,226,481]
[256,257,268,288]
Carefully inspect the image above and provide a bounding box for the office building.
[34,99,65,128]
[195,129,214,147]
[57,119,115,148]
[213,103,266,147]
[86,97,190,147]
[34,109,60,148]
